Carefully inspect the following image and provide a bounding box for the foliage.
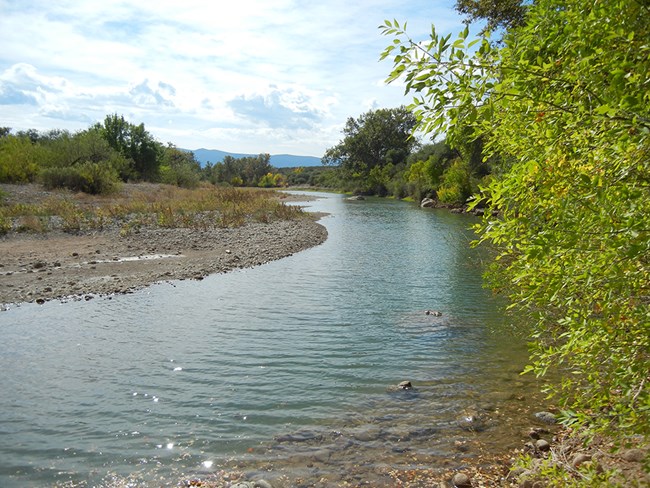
[381,0,650,435]
[159,145,201,188]
[206,154,274,187]
[257,172,286,188]
[0,135,42,182]
[454,0,529,33]
[40,161,121,195]
[437,159,473,204]
[322,107,417,179]
[94,114,161,180]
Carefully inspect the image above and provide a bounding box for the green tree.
[96,114,161,180]
[322,107,417,189]
[159,145,201,188]
[382,0,650,434]
[454,0,529,33]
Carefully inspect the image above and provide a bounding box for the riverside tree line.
[0,108,482,205]
[377,0,648,481]
[0,115,287,193]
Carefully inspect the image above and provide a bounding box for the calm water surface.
[0,192,540,487]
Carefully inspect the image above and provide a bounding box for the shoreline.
[0,183,328,308]
[0,218,327,308]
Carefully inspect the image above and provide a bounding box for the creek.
[0,192,542,487]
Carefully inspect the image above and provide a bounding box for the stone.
[252,481,273,488]
[572,453,592,467]
[621,448,646,462]
[535,439,551,452]
[457,412,486,432]
[421,197,436,208]
[398,380,412,390]
[533,411,557,424]
[425,310,442,316]
[452,472,472,487]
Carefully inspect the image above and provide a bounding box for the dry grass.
[0,183,305,235]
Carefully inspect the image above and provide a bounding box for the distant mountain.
[189,148,322,168]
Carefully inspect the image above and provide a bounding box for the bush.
[0,136,42,183]
[159,164,200,189]
[40,162,121,195]
[438,160,472,204]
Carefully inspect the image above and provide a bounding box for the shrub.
[0,136,42,183]
[40,161,121,195]
[438,160,472,204]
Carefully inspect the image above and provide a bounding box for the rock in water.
[533,411,557,424]
[452,472,472,487]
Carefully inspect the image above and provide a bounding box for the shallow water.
[0,192,541,487]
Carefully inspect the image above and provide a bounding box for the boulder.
[533,411,557,424]
[420,197,436,208]
[398,381,412,390]
[456,412,486,432]
[452,472,472,487]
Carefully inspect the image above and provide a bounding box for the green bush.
[159,164,200,189]
[40,161,121,195]
[438,160,472,204]
[0,136,42,183]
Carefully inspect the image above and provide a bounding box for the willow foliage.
[382,0,649,433]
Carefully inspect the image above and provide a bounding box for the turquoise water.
[0,192,539,487]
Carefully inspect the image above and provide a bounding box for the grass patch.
[0,184,305,234]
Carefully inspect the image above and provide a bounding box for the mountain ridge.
[188,148,322,168]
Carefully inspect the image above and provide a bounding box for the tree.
[322,107,417,178]
[455,0,529,33]
[159,145,201,188]
[381,0,650,434]
[95,114,161,180]
[209,154,273,187]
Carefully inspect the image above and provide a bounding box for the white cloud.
[0,0,464,155]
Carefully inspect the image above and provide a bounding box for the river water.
[0,192,541,487]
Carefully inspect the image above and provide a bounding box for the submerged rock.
[425,310,442,316]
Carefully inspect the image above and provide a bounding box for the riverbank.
[0,183,327,308]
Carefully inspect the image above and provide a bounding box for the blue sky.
[0,1,466,156]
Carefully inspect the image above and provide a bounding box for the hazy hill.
[190,148,322,168]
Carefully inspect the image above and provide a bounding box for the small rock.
[452,472,471,487]
[572,453,592,467]
[535,439,551,452]
[253,481,273,488]
[621,448,646,462]
[35,298,45,305]
[421,197,436,208]
[425,310,442,316]
[398,381,412,390]
[32,261,46,269]
[533,411,557,424]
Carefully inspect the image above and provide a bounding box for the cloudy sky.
[1,1,467,157]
